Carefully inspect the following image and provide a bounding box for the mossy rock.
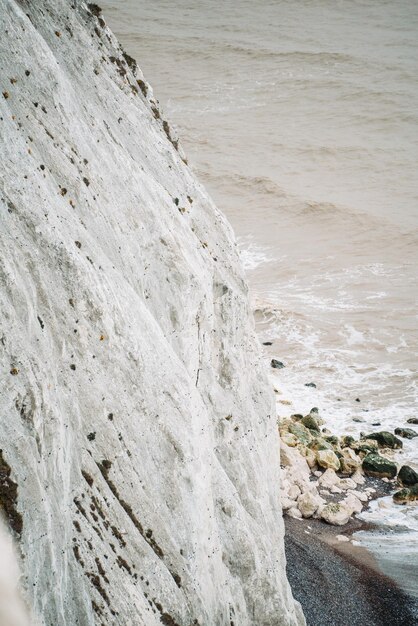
[394,427,418,440]
[300,414,320,432]
[321,501,351,525]
[288,422,312,446]
[308,437,333,452]
[351,439,378,455]
[341,435,356,448]
[278,417,293,436]
[0,451,23,536]
[393,484,418,504]
[362,453,397,479]
[363,431,403,449]
[324,435,339,446]
[398,465,418,487]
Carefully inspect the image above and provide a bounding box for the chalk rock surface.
[0,1,303,625]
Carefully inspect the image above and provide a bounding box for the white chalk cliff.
[0,2,304,624]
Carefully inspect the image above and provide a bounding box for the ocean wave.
[136,32,357,65]
[219,44,356,65]
[204,169,418,236]
[237,238,275,270]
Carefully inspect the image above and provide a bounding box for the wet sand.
[285,517,418,626]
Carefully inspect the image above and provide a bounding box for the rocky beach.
[277,404,418,524]
[270,356,418,623]
[285,516,418,626]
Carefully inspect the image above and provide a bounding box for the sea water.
[101,0,418,590]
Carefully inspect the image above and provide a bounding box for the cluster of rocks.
[279,408,418,525]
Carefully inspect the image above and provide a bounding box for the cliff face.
[0,1,303,624]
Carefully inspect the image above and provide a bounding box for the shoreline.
[277,403,418,622]
[285,516,418,626]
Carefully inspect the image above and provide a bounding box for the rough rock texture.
[398,465,418,487]
[362,453,397,479]
[321,503,352,526]
[0,1,304,625]
[393,484,418,505]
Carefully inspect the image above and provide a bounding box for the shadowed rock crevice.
[0,450,23,537]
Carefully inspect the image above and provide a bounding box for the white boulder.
[321,502,352,526]
[347,489,368,503]
[338,478,357,491]
[281,497,297,511]
[287,507,303,520]
[288,484,302,500]
[351,469,366,485]
[297,492,325,519]
[343,493,363,514]
[318,468,339,489]
[280,443,311,492]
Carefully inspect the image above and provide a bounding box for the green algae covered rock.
[398,465,418,487]
[393,484,418,505]
[341,435,356,448]
[363,431,403,449]
[300,414,320,432]
[362,453,397,479]
[308,437,334,452]
[288,421,313,446]
[394,427,418,440]
[351,439,379,455]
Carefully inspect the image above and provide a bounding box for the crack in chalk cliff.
[96,459,183,590]
[96,459,164,558]
[196,313,202,387]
